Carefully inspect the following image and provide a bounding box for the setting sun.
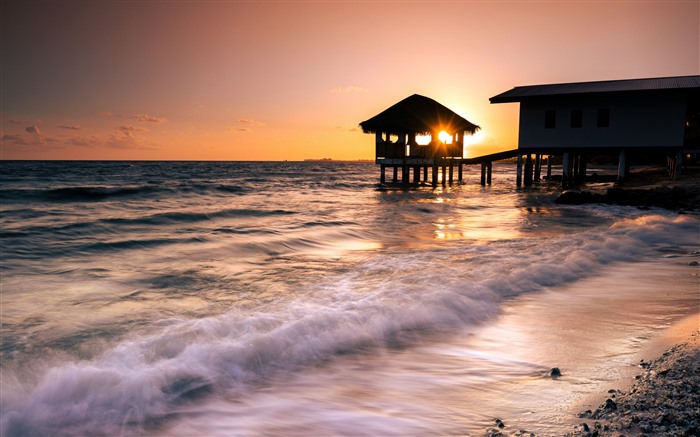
[437,131,452,144]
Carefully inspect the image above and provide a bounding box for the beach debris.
[494,418,506,429]
[689,261,699,266]
[550,367,562,377]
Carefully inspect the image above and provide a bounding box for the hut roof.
[359,94,480,135]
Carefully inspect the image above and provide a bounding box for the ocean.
[1,161,698,436]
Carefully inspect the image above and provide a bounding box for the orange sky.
[1,1,698,161]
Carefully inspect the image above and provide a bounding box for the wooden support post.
[458,163,463,182]
[480,162,486,186]
[617,150,626,185]
[524,154,533,186]
[413,166,420,183]
[578,155,587,183]
[402,165,409,187]
[562,152,570,188]
[546,155,552,178]
[392,166,398,183]
[516,153,523,188]
[487,162,492,185]
[534,154,541,182]
[441,160,447,186]
[380,165,386,183]
[432,163,438,187]
[423,166,428,181]
[673,151,683,180]
[448,160,454,185]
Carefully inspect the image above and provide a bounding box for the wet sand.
[468,256,699,436]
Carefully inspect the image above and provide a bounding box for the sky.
[1,1,698,161]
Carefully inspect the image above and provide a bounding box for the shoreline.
[554,166,700,212]
[569,318,700,436]
[474,257,699,437]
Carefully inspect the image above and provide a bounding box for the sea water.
[1,161,698,436]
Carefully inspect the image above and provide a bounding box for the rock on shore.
[571,333,700,436]
[555,185,700,211]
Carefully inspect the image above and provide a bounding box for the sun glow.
[438,131,452,144]
[463,130,485,146]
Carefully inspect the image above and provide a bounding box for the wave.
[0,183,249,203]
[1,214,698,436]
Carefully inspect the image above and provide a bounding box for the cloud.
[25,126,42,135]
[335,126,362,133]
[2,133,29,146]
[330,86,368,94]
[229,118,264,134]
[58,124,81,130]
[236,118,265,126]
[108,125,149,148]
[69,135,101,147]
[229,127,252,133]
[128,114,167,124]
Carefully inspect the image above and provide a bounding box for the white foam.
[2,214,697,436]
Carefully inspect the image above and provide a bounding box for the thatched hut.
[360,94,480,185]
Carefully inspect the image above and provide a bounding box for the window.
[545,110,556,129]
[597,108,610,127]
[570,109,582,128]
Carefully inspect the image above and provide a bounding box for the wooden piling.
[562,152,570,188]
[487,162,492,185]
[516,153,523,188]
[524,154,533,186]
[617,150,626,185]
[673,150,683,180]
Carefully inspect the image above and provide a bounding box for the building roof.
[490,75,700,103]
[360,94,479,135]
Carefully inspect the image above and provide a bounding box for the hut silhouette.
[360,94,480,185]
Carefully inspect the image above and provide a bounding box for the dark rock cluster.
[573,337,700,436]
[554,186,700,211]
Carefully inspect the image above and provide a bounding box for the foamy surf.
[2,209,697,436]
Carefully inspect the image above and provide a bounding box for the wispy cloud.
[58,124,81,130]
[236,118,265,126]
[25,126,42,135]
[229,118,265,134]
[330,86,368,94]
[69,135,101,147]
[107,125,149,148]
[2,133,29,146]
[128,114,168,124]
[229,127,252,133]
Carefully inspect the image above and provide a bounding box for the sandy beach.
[534,166,700,437]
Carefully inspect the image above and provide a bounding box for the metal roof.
[490,75,700,103]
